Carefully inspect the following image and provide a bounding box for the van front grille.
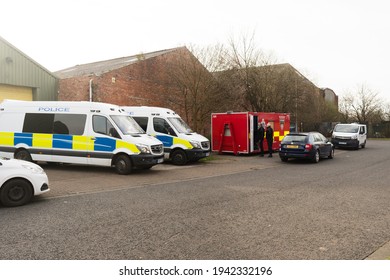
[335,136,351,140]
[151,144,163,154]
[201,141,210,150]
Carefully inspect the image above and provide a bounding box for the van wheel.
[14,149,33,162]
[171,150,187,165]
[114,155,132,175]
[0,178,33,207]
[361,141,366,148]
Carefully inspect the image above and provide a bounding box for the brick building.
[55,47,192,111]
[55,47,219,135]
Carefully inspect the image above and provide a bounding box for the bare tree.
[164,32,335,134]
[222,31,279,112]
[384,102,390,121]
[340,84,384,124]
[164,46,229,135]
[216,31,324,133]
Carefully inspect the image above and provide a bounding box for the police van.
[122,106,210,165]
[0,100,164,174]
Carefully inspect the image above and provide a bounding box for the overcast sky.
[1,0,389,103]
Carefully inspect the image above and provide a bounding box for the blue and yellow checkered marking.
[156,135,173,147]
[53,134,73,149]
[15,132,33,146]
[156,135,193,149]
[0,132,139,154]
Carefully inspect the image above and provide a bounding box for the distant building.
[214,63,339,132]
[320,87,338,107]
[214,63,323,110]
[0,36,58,101]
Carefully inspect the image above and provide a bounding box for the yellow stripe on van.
[33,134,53,148]
[73,135,94,151]
[116,140,139,153]
[0,132,14,145]
[173,137,193,149]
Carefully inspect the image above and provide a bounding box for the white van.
[122,106,210,165]
[0,100,164,174]
[331,123,367,149]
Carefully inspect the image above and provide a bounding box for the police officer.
[258,121,265,157]
[266,123,274,157]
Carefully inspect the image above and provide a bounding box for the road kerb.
[365,241,390,260]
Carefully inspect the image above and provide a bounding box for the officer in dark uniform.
[258,122,265,157]
[266,123,274,157]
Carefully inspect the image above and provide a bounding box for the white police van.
[122,106,210,165]
[331,123,367,149]
[0,100,164,174]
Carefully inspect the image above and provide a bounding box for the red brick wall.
[58,76,92,101]
[58,52,184,113]
[58,48,203,129]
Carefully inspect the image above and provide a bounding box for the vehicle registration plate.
[286,145,298,149]
[157,158,164,163]
[339,142,347,145]
[205,152,210,156]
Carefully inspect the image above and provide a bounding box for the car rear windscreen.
[283,135,307,142]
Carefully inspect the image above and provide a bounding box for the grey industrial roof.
[54,47,182,79]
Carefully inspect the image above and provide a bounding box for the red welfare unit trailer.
[211,112,290,155]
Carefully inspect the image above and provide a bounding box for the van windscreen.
[168,117,193,134]
[334,124,359,133]
[111,115,144,134]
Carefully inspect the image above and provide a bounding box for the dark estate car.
[279,132,334,163]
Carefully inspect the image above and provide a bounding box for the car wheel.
[280,157,288,162]
[312,149,320,163]
[14,149,33,162]
[328,148,334,159]
[170,149,188,165]
[0,178,33,207]
[114,154,132,175]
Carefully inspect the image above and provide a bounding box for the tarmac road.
[0,140,389,259]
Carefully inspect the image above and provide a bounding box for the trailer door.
[249,114,258,153]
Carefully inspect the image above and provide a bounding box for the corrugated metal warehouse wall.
[0,36,58,101]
